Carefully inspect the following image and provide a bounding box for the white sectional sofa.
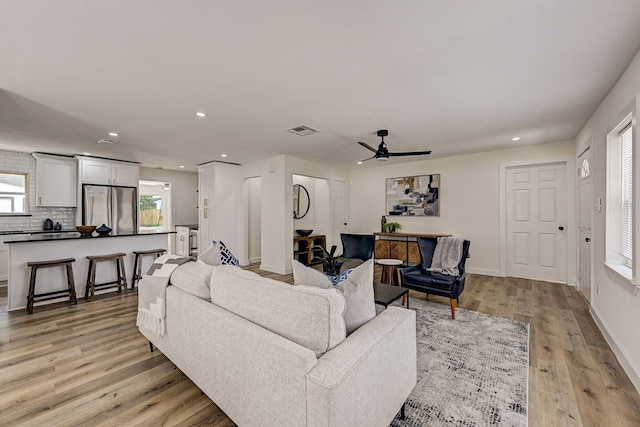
[138,263,417,427]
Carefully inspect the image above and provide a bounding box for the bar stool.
[85,253,128,301]
[131,248,166,288]
[26,258,77,314]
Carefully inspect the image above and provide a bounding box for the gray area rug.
[390,298,529,426]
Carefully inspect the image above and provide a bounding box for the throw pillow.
[292,259,332,289]
[218,240,239,265]
[293,258,375,334]
[335,258,375,334]
[198,243,222,266]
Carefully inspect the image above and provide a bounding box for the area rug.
[389,298,529,426]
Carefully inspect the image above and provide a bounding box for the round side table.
[376,258,403,286]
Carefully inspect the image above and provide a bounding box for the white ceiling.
[1,1,640,171]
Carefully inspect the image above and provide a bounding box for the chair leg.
[66,263,77,305]
[450,298,456,319]
[120,257,128,291]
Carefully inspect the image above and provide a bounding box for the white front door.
[578,148,592,302]
[506,163,568,282]
[332,180,347,252]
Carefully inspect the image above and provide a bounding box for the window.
[606,115,634,275]
[0,172,28,214]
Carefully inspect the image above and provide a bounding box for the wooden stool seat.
[131,248,166,288]
[26,258,77,314]
[85,253,128,301]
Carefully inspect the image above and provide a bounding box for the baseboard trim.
[259,264,288,275]
[466,267,502,277]
[591,306,640,394]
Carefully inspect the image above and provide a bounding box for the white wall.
[246,177,261,263]
[242,155,348,274]
[348,139,576,276]
[575,48,640,391]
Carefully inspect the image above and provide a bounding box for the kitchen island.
[6,231,173,311]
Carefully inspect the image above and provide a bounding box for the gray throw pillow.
[335,259,375,334]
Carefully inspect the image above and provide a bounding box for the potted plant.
[311,245,347,275]
[383,221,402,233]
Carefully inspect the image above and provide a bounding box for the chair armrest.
[306,307,417,427]
[400,264,420,276]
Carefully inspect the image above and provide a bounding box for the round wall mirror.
[293,184,310,219]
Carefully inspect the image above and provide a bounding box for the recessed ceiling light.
[109,132,118,137]
[196,112,206,117]
[83,152,91,155]
[179,165,185,169]
[221,154,228,158]
[512,137,521,141]
[357,161,363,165]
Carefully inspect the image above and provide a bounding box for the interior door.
[506,162,568,282]
[578,148,592,302]
[332,180,347,252]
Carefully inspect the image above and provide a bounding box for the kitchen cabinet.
[176,225,198,257]
[76,156,139,186]
[198,162,242,261]
[32,153,77,207]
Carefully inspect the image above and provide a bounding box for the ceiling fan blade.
[388,150,432,157]
[359,155,377,162]
[357,141,378,153]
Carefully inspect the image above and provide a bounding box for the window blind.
[620,124,633,265]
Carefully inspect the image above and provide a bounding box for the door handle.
[558,226,564,231]
[585,237,591,243]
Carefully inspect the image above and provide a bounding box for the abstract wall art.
[386,174,440,216]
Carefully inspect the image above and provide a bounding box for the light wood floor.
[1,269,639,426]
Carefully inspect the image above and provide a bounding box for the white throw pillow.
[199,243,222,266]
[293,258,375,334]
[291,259,332,289]
[335,259,375,334]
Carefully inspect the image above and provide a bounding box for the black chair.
[399,237,470,319]
[334,233,375,273]
[340,233,375,260]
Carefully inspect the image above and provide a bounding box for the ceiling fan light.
[377,156,389,161]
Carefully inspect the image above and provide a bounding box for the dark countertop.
[5,230,175,244]
[175,224,198,230]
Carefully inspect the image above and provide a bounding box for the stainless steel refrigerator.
[82,184,138,235]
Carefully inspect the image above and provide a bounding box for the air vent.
[97,138,119,145]
[286,124,319,136]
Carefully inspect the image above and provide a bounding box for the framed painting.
[385,174,440,216]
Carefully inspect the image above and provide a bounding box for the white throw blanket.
[427,237,464,276]
[136,254,193,336]
[136,275,171,336]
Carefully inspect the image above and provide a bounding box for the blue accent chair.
[400,237,471,319]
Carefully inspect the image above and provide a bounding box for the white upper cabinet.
[32,153,77,207]
[77,156,139,186]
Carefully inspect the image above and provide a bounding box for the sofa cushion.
[170,261,213,300]
[210,267,347,357]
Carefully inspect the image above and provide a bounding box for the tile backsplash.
[0,150,76,232]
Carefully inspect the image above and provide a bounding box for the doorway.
[505,162,568,282]
[139,180,172,232]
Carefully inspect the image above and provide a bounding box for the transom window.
[0,172,28,214]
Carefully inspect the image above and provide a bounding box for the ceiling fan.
[357,129,432,162]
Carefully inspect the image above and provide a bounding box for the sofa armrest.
[306,307,417,427]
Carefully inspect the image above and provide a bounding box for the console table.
[294,235,326,266]
[374,232,450,265]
